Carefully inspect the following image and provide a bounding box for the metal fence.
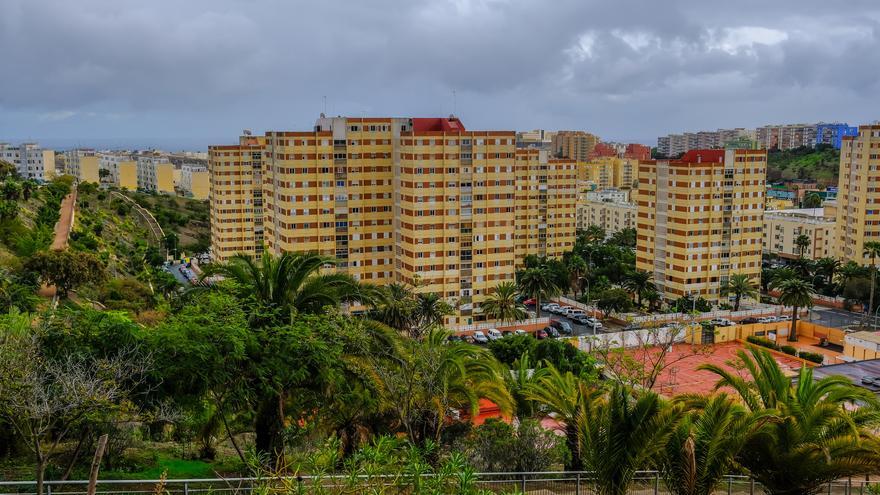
[1,472,877,495]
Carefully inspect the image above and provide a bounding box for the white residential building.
[0,142,55,180]
[136,154,174,193]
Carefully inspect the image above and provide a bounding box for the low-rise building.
[0,142,55,181]
[577,191,636,235]
[762,208,836,259]
[64,149,100,183]
[136,154,175,193]
[178,164,209,200]
[585,188,628,203]
[98,152,138,190]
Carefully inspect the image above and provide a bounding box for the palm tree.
[371,283,418,333]
[700,347,880,495]
[802,191,822,208]
[505,353,542,418]
[526,364,596,470]
[622,270,653,308]
[720,274,758,312]
[480,281,527,324]
[661,394,770,495]
[814,257,840,287]
[794,234,811,258]
[566,255,588,297]
[517,267,560,318]
[582,225,606,244]
[863,241,880,322]
[835,261,864,290]
[413,292,451,331]
[576,384,683,495]
[771,276,814,342]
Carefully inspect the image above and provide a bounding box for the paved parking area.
[807,306,871,329]
[530,305,626,336]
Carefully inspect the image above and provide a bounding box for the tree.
[660,395,769,495]
[863,241,880,321]
[814,257,840,288]
[576,384,683,495]
[596,288,632,318]
[370,283,451,339]
[25,250,107,298]
[794,234,811,258]
[566,255,588,297]
[700,347,880,495]
[488,334,536,366]
[608,228,636,249]
[622,270,653,307]
[581,225,606,244]
[533,338,595,376]
[802,191,822,208]
[15,225,53,257]
[0,270,39,313]
[772,277,814,342]
[481,281,527,324]
[463,418,569,473]
[720,274,758,312]
[517,267,561,318]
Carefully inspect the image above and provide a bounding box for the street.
[808,306,877,329]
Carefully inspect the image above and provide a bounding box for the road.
[808,306,876,329]
[528,305,626,337]
[51,189,77,250]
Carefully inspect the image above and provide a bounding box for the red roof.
[678,149,725,164]
[411,117,466,132]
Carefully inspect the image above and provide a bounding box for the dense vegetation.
[767,145,840,185]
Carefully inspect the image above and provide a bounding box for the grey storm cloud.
[1,0,879,147]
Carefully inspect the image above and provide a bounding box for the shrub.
[746,335,779,350]
[780,345,798,356]
[798,351,824,364]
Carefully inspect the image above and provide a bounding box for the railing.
[0,472,876,495]
[451,317,549,333]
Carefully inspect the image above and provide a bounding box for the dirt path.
[51,189,77,250]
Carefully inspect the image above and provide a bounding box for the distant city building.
[136,154,175,193]
[178,163,209,200]
[577,197,636,235]
[0,142,55,181]
[64,149,100,183]
[516,129,554,149]
[585,188,629,203]
[816,123,858,149]
[589,142,651,161]
[657,128,752,157]
[755,124,817,151]
[552,131,600,161]
[578,156,639,190]
[763,208,835,260]
[636,149,767,303]
[98,152,138,190]
[835,124,880,265]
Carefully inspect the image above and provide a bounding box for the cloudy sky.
[1,0,879,150]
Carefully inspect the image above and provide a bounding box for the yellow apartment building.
[577,195,636,235]
[835,125,880,265]
[577,156,639,190]
[179,164,209,200]
[210,116,576,325]
[66,150,100,183]
[762,208,835,260]
[117,161,137,190]
[553,131,599,162]
[636,149,766,303]
[136,155,175,193]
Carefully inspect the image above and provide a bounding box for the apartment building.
[763,208,835,260]
[578,156,639,190]
[835,124,880,265]
[636,149,766,303]
[755,124,818,151]
[552,131,599,162]
[98,152,137,190]
[178,164,209,200]
[210,116,575,325]
[516,129,555,149]
[136,154,175,193]
[657,128,752,157]
[64,149,100,183]
[0,143,55,181]
[577,193,636,235]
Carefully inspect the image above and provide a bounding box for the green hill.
[767,145,839,186]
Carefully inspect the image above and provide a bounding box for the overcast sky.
[1,0,879,150]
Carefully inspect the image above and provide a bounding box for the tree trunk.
[60,428,90,481]
[870,266,877,323]
[35,458,46,495]
[564,423,582,471]
[87,434,108,495]
[254,393,284,468]
[535,295,541,319]
[219,407,246,464]
[734,295,741,312]
[788,305,799,342]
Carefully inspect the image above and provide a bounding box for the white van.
[487,329,503,341]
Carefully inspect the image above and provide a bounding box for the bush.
[780,345,798,356]
[462,419,569,473]
[747,335,779,351]
[798,351,824,364]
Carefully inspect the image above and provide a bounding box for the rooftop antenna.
[452,89,457,117]
[323,96,327,115]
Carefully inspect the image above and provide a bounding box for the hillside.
[767,145,840,186]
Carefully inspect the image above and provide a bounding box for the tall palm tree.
[480,281,527,325]
[413,292,451,331]
[700,347,880,495]
[566,255,588,297]
[517,267,560,318]
[505,353,542,419]
[661,394,771,495]
[862,241,880,322]
[720,274,758,312]
[771,276,815,342]
[370,284,451,338]
[622,270,653,308]
[814,257,840,288]
[835,261,864,291]
[794,234,811,258]
[526,364,596,471]
[576,384,683,495]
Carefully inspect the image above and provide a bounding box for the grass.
[101,454,244,480]
[767,146,840,186]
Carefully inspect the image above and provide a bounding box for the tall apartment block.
[755,124,817,151]
[98,152,138,190]
[136,154,175,193]
[835,124,880,265]
[209,116,576,325]
[657,128,752,157]
[552,131,599,162]
[578,157,639,190]
[64,149,100,183]
[636,149,766,303]
[0,143,55,181]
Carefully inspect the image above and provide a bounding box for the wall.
[712,320,845,346]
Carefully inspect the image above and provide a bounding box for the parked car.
[542,302,560,312]
[514,329,528,336]
[549,319,573,335]
[501,330,513,338]
[462,335,475,344]
[472,331,489,344]
[740,317,761,324]
[776,315,791,321]
[535,328,548,340]
[707,318,734,327]
[544,326,560,338]
[523,298,536,306]
[584,317,604,330]
[487,328,503,341]
[757,316,776,323]
[447,335,461,343]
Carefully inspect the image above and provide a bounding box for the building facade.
[755,124,818,151]
[179,164,209,200]
[0,143,55,181]
[209,116,576,325]
[578,157,639,190]
[835,124,880,265]
[577,196,636,235]
[64,149,100,183]
[816,123,858,149]
[657,128,752,157]
[136,154,175,193]
[636,149,766,303]
[763,208,835,260]
[552,131,599,162]
[98,152,138,190]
